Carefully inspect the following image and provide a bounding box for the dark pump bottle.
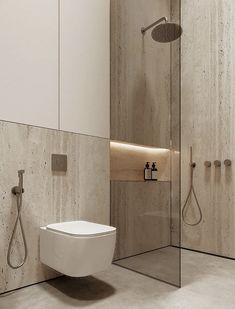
[151,162,158,181]
[144,162,151,180]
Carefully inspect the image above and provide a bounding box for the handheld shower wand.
[7,170,28,269]
[182,147,203,226]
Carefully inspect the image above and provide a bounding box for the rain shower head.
[151,22,182,42]
[141,17,182,43]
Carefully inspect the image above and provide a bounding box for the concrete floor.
[115,246,180,286]
[1,249,235,309]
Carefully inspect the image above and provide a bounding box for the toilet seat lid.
[46,221,116,237]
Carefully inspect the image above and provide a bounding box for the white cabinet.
[0,0,110,136]
[0,0,58,129]
[60,0,110,139]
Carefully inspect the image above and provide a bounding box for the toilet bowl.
[40,221,116,277]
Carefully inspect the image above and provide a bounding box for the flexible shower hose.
[182,147,203,226]
[7,175,27,269]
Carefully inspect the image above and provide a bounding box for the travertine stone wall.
[110,0,174,260]
[111,181,171,260]
[0,121,109,293]
[181,0,235,257]
[111,0,171,148]
[110,0,181,266]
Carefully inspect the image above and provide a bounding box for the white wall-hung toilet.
[40,221,116,277]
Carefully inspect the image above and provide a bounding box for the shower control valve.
[224,159,232,167]
[204,161,211,168]
[214,160,221,167]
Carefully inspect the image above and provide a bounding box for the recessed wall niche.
[110,141,170,182]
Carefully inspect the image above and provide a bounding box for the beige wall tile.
[181,0,235,257]
[0,121,109,293]
[111,0,171,148]
[111,181,171,260]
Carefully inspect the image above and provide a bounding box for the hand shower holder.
[12,186,24,195]
[11,170,25,195]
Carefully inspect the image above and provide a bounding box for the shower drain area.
[114,246,180,286]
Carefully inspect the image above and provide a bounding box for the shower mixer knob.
[204,161,211,168]
[224,159,232,167]
[214,160,221,167]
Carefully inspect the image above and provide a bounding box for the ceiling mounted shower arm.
[141,17,168,34]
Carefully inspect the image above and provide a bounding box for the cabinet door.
[0,0,58,129]
[60,0,110,138]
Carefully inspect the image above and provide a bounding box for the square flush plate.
[51,154,67,172]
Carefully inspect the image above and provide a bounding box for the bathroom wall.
[110,0,172,257]
[111,182,171,260]
[110,143,171,182]
[0,121,109,294]
[0,0,110,138]
[181,0,235,258]
[110,0,181,276]
[111,0,171,148]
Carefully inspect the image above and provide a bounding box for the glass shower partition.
[110,0,181,287]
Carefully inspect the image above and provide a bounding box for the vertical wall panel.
[111,0,171,148]
[111,181,171,259]
[181,0,235,258]
[0,0,59,129]
[60,0,110,138]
